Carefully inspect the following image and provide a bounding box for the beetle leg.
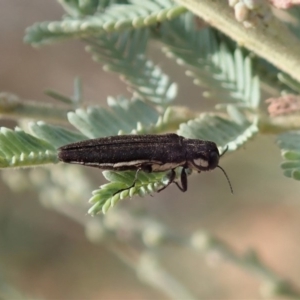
[158,167,188,193]
[157,169,176,193]
[113,168,141,195]
[173,167,187,192]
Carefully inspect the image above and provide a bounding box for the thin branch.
[95,209,300,299]
[173,0,300,83]
[56,202,198,300]
[109,244,199,300]
[258,113,300,133]
[190,231,300,299]
[142,221,300,299]
[0,93,69,124]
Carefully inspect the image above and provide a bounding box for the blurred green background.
[1,1,300,299]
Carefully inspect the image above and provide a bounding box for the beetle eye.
[193,158,209,168]
[209,151,219,170]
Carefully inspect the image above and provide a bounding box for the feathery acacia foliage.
[158,14,260,109]
[2,1,300,298]
[24,0,186,46]
[0,127,57,168]
[277,131,300,180]
[2,1,264,214]
[2,0,299,215]
[85,29,178,105]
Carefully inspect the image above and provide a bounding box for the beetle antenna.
[217,165,233,194]
[220,145,229,157]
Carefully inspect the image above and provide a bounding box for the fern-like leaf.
[0,127,57,168]
[24,0,186,46]
[277,131,300,180]
[159,15,260,109]
[86,29,177,105]
[67,96,160,138]
[89,170,171,214]
[29,122,87,148]
[57,0,106,17]
[178,106,258,152]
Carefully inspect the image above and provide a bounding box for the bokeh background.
[1,1,300,299]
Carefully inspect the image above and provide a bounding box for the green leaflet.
[67,97,160,138]
[24,0,186,45]
[45,77,83,105]
[88,170,171,215]
[178,106,258,152]
[25,1,180,106]
[160,16,260,109]
[57,0,103,16]
[29,122,87,148]
[86,29,177,106]
[278,131,300,180]
[0,127,57,168]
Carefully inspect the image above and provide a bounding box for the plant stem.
[0,93,69,124]
[258,114,300,133]
[190,231,300,298]
[173,0,300,82]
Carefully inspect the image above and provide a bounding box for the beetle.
[58,133,232,193]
